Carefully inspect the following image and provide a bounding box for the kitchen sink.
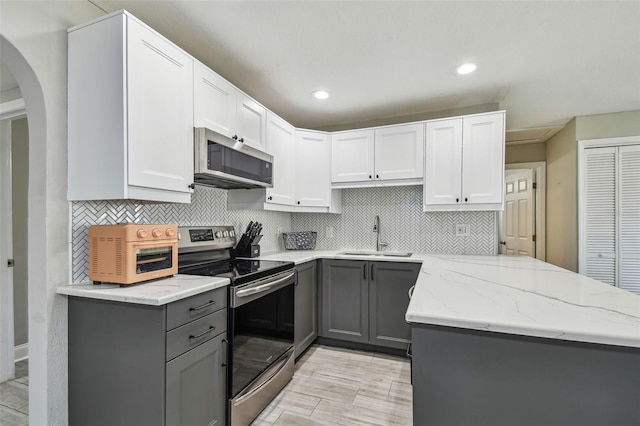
[338,250,413,258]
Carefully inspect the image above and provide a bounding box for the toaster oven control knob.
[223,231,229,237]
[165,228,176,237]
[215,231,223,238]
[152,228,162,238]
[229,230,235,237]
[137,229,148,238]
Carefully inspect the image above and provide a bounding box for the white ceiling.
[63,1,640,133]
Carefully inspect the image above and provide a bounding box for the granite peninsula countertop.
[56,274,230,306]
[257,250,640,348]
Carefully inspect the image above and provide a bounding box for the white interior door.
[502,169,535,256]
[582,147,617,285]
[618,145,640,293]
[0,118,15,382]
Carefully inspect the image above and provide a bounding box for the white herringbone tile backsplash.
[71,186,292,282]
[293,186,497,254]
[71,185,496,282]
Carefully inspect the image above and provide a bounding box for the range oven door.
[228,269,295,426]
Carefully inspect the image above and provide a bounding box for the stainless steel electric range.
[177,226,296,426]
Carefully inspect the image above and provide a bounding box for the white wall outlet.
[326,226,334,239]
[456,224,470,237]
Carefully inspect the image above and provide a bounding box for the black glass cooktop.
[179,259,294,286]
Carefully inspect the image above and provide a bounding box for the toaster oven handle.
[236,271,295,298]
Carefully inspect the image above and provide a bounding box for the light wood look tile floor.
[252,345,413,426]
[0,349,410,426]
[0,360,29,426]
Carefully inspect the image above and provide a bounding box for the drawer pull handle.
[189,326,215,340]
[189,300,216,311]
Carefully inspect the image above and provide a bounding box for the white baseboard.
[14,343,28,362]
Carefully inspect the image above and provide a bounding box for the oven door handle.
[235,271,296,298]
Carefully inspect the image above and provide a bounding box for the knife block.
[234,235,260,258]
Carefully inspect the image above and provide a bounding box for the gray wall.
[545,110,640,273]
[11,117,28,347]
[505,142,546,164]
[293,186,497,255]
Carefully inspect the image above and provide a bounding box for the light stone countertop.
[56,274,230,306]
[258,250,640,348]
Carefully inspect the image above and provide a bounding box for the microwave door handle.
[236,271,295,298]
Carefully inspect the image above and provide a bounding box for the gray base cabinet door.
[319,259,421,349]
[369,261,421,349]
[295,261,317,357]
[320,259,369,343]
[166,332,227,426]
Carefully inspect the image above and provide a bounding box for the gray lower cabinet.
[294,261,318,357]
[369,261,421,349]
[411,324,640,426]
[320,259,420,349]
[166,332,227,426]
[68,287,227,426]
[320,259,369,343]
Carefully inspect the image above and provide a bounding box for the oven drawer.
[167,287,227,330]
[166,308,227,361]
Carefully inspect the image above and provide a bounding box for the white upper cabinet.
[265,112,296,206]
[424,119,463,206]
[374,123,424,181]
[236,93,268,150]
[424,111,505,211]
[194,62,236,137]
[331,123,424,187]
[194,62,267,150]
[68,11,194,203]
[462,113,505,204]
[332,130,376,183]
[227,126,342,213]
[296,130,332,207]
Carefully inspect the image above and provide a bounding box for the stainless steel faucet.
[374,215,388,251]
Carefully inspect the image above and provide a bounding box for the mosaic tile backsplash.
[293,186,497,254]
[71,186,292,282]
[71,185,496,282]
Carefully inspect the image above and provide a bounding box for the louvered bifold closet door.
[619,145,640,293]
[584,147,617,285]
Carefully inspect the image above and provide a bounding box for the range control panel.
[178,226,236,251]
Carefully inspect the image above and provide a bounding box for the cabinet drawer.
[167,287,227,330]
[166,309,227,361]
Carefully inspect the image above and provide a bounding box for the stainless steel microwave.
[193,127,273,189]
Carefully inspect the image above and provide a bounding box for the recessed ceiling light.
[312,90,330,100]
[457,63,477,75]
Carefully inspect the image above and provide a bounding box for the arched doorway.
[1,34,50,425]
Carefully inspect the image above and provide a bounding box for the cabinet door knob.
[376,174,379,179]
[297,201,300,205]
[239,137,244,143]
[369,175,372,179]
[232,135,238,140]
[188,183,196,190]
[465,197,468,202]
[456,198,459,203]
[268,196,273,200]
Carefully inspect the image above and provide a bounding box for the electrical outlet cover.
[456,224,470,237]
